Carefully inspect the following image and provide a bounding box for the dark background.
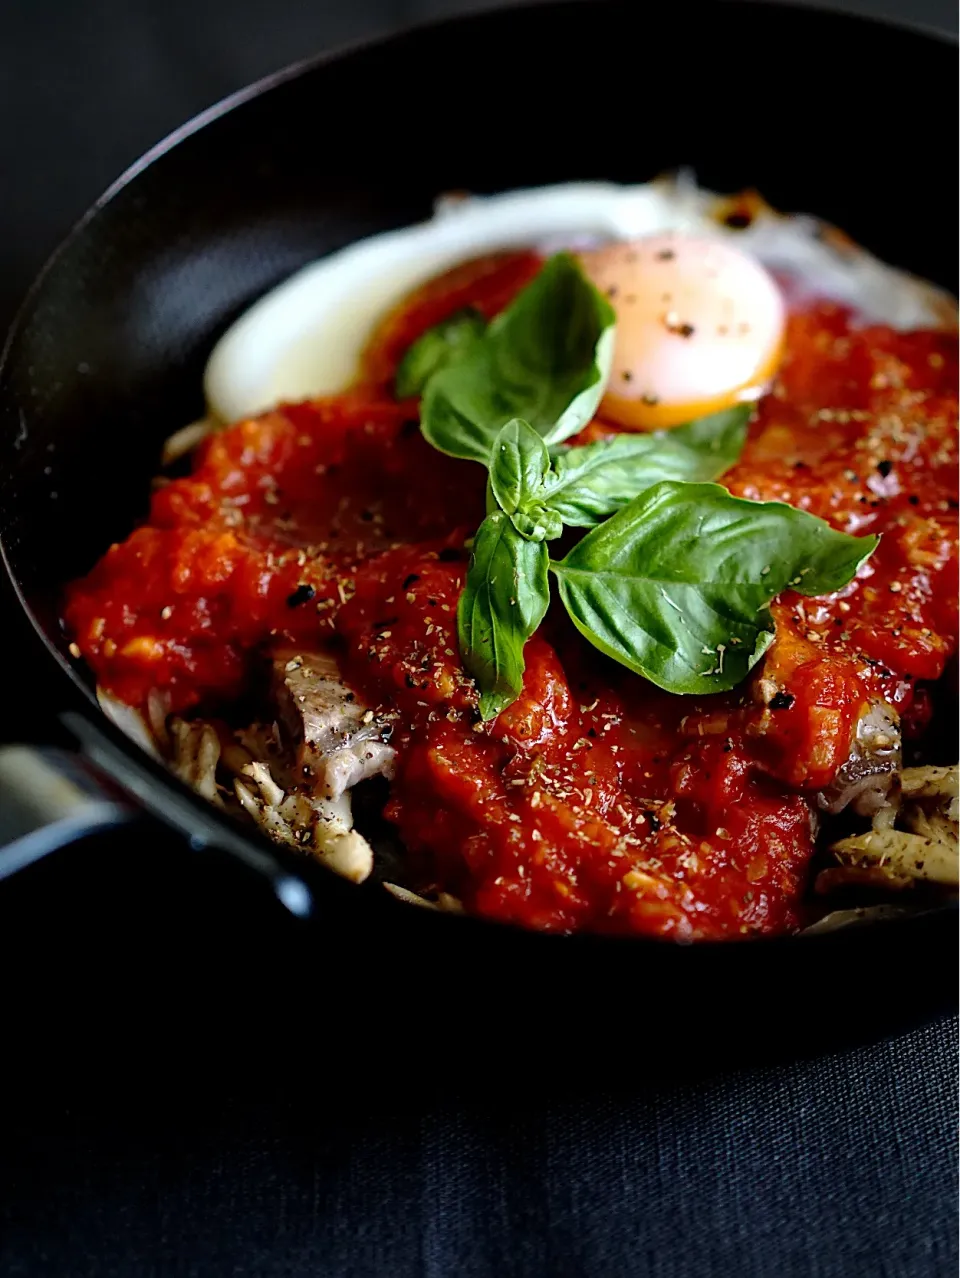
[1,0,958,334]
[0,2,957,1275]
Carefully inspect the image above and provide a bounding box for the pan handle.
[0,744,137,880]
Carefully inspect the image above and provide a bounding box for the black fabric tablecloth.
[0,994,955,1278]
[0,799,955,1278]
[0,3,957,1275]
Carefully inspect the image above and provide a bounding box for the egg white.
[204,174,956,425]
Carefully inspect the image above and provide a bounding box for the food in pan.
[64,177,959,940]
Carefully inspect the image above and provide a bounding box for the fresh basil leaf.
[544,406,751,527]
[488,420,563,542]
[490,418,551,516]
[394,308,487,399]
[457,511,551,720]
[421,254,615,465]
[551,481,878,696]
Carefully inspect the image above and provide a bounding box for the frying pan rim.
[0,0,956,952]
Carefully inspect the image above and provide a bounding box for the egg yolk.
[579,234,786,430]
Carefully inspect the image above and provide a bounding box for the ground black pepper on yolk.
[65,251,959,939]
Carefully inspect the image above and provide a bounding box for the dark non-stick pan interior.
[0,0,956,1062]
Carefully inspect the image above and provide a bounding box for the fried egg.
[579,234,786,429]
[204,174,956,427]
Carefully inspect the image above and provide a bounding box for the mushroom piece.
[228,738,375,883]
[168,717,222,805]
[270,647,396,801]
[822,764,959,892]
[817,700,901,817]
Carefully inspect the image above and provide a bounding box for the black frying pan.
[0,0,956,1066]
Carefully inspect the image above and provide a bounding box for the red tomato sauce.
[64,251,959,940]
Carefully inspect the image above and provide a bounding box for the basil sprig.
[421,253,616,465]
[490,419,563,543]
[402,254,878,719]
